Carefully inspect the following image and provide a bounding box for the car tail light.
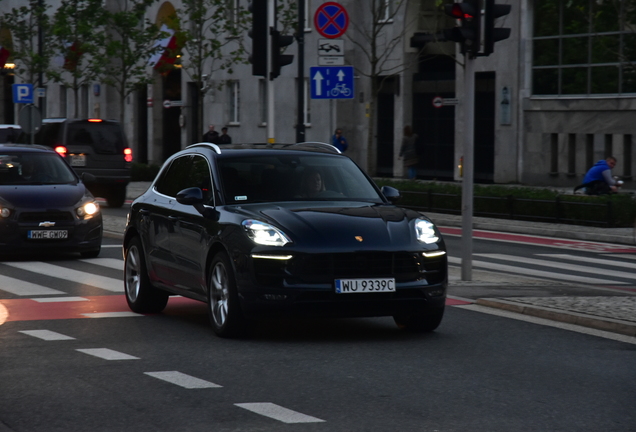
[55,146,67,156]
[124,148,133,162]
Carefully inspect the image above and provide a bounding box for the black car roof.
[0,143,54,153]
[186,142,342,158]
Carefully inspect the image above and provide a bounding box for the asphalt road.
[1,234,635,431]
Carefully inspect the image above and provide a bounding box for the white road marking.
[478,253,636,280]
[19,330,75,341]
[100,245,122,248]
[79,258,124,271]
[0,274,66,296]
[448,256,625,285]
[82,312,141,318]
[605,254,636,261]
[235,403,325,424]
[31,297,88,303]
[454,304,636,345]
[3,262,123,292]
[144,371,222,389]
[537,254,636,270]
[76,348,139,360]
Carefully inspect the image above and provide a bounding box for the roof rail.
[287,142,341,154]
[186,142,222,154]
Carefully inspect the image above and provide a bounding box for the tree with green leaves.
[172,0,250,137]
[49,0,105,118]
[0,1,52,86]
[98,0,164,123]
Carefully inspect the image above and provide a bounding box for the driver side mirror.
[81,172,97,183]
[380,186,401,204]
[176,187,219,221]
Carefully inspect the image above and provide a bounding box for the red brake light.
[88,118,102,122]
[124,147,133,162]
[55,146,67,156]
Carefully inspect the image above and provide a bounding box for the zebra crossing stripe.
[478,254,636,280]
[19,330,75,341]
[76,348,139,360]
[447,256,625,285]
[235,403,325,423]
[3,262,123,292]
[80,258,124,271]
[144,371,222,389]
[0,274,66,296]
[537,254,636,270]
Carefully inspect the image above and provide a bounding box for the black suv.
[27,118,132,207]
[123,142,448,338]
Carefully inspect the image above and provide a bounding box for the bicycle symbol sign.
[310,66,354,100]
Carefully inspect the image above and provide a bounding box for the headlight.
[0,207,10,218]
[415,219,439,244]
[76,201,100,218]
[242,219,291,246]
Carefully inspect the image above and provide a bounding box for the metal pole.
[461,56,475,281]
[266,0,275,144]
[295,0,305,143]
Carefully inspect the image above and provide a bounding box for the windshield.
[0,152,78,185]
[218,154,383,204]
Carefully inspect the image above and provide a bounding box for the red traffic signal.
[443,1,481,56]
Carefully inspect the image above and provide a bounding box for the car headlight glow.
[415,219,439,244]
[76,201,99,218]
[0,208,10,218]
[242,220,291,246]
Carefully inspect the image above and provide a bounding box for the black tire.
[80,247,101,258]
[124,237,168,313]
[394,305,445,333]
[106,185,127,208]
[207,252,248,338]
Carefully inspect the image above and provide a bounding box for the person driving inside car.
[298,168,326,198]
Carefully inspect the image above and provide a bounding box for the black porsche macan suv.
[123,142,448,337]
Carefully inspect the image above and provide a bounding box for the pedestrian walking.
[218,127,232,144]
[202,124,219,143]
[332,128,348,152]
[399,125,419,180]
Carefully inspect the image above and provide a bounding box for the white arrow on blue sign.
[12,84,34,104]
[310,66,354,100]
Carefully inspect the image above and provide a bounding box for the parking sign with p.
[12,84,34,104]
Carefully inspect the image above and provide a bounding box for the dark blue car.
[0,144,102,258]
[123,143,447,337]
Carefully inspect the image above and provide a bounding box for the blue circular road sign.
[314,2,349,39]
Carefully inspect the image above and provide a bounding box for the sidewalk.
[103,182,636,339]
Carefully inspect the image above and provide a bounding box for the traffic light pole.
[266,0,275,144]
[461,56,475,281]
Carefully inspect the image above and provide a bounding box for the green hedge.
[131,163,161,181]
[374,179,636,228]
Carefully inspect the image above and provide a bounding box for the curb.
[476,298,636,337]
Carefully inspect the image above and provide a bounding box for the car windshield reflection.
[218,154,384,204]
[0,153,78,185]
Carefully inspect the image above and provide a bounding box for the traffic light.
[249,0,267,77]
[443,0,481,57]
[270,29,294,80]
[483,0,511,56]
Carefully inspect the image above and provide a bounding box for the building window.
[378,0,392,23]
[585,134,594,170]
[229,80,240,124]
[532,0,636,95]
[259,78,267,125]
[567,133,576,175]
[624,135,632,178]
[604,134,613,159]
[550,133,559,174]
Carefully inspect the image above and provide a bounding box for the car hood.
[0,183,87,208]
[235,201,435,250]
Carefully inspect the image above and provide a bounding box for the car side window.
[155,155,193,197]
[189,155,214,205]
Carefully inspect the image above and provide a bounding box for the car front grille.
[253,252,447,286]
[19,211,75,223]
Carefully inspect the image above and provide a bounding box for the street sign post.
[310,66,354,99]
[12,84,34,104]
[314,2,349,39]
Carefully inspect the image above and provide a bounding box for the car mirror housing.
[81,172,97,183]
[176,187,204,206]
[380,186,401,204]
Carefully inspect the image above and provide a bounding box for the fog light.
[428,288,445,297]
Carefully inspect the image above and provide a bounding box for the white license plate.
[69,154,86,166]
[335,278,396,294]
[28,230,68,239]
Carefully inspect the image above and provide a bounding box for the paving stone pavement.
[103,182,636,338]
